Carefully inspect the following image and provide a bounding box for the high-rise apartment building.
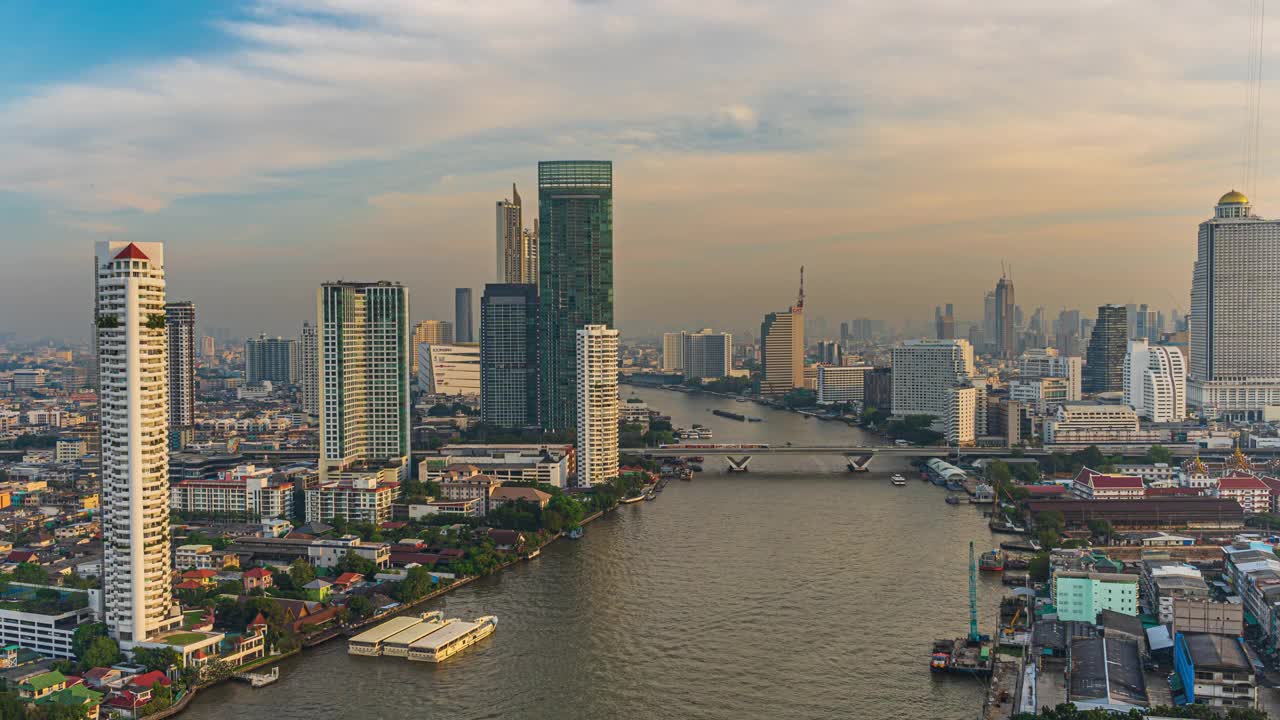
[538,161,614,431]
[95,241,181,643]
[481,284,539,428]
[496,184,538,285]
[1084,304,1128,394]
[200,335,216,359]
[760,271,805,396]
[1019,348,1083,401]
[1189,191,1280,419]
[319,282,410,482]
[684,329,733,380]
[994,273,1016,359]
[891,339,977,418]
[245,335,297,386]
[455,288,475,344]
[1124,340,1187,423]
[164,300,196,449]
[299,322,319,416]
[662,332,686,372]
[411,319,453,376]
[576,325,619,486]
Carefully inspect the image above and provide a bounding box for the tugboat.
[978,549,1006,572]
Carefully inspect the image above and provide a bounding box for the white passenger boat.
[348,611,445,656]
[891,474,907,486]
[406,616,498,663]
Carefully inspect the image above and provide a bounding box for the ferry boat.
[406,616,498,663]
[978,550,1006,572]
[891,474,907,486]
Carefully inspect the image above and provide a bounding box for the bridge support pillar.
[726,456,752,472]
[845,454,873,472]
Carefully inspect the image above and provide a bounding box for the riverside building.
[576,325,619,486]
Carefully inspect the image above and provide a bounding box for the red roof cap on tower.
[113,242,149,261]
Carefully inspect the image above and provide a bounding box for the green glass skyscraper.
[537,160,613,431]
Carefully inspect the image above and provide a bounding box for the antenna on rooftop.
[797,266,805,310]
[1243,0,1268,197]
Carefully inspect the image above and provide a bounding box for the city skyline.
[1,2,1271,340]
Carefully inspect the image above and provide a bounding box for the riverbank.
[162,502,621,720]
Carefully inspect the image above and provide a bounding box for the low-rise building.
[1044,403,1162,445]
[305,474,397,524]
[404,498,483,520]
[1072,468,1145,501]
[1172,632,1258,710]
[1172,598,1244,637]
[0,586,97,659]
[1216,474,1272,514]
[488,486,552,513]
[425,445,574,488]
[306,536,390,570]
[1140,559,1209,624]
[174,544,217,571]
[1052,571,1139,622]
[1068,636,1148,713]
[170,464,294,519]
[1113,463,1178,486]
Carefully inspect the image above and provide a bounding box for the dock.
[232,667,279,688]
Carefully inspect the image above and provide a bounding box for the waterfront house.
[179,568,218,588]
[303,579,333,602]
[486,529,527,552]
[82,667,123,690]
[332,572,363,591]
[488,486,552,513]
[242,567,273,591]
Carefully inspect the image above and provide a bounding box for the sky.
[0,0,1274,342]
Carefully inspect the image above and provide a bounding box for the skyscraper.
[95,241,181,642]
[164,300,196,449]
[935,303,955,340]
[576,325,619,486]
[817,339,843,366]
[537,160,614,431]
[982,291,997,352]
[245,335,298,385]
[455,288,475,344]
[319,281,410,481]
[1084,304,1127,394]
[891,339,977,418]
[684,329,733,380]
[299,322,319,416]
[994,272,1015,359]
[1189,191,1280,419]
[760,270,805,396]
[411,319,453,376]
[480,283,539,427]
[1124,340,1187,422]
[496,184,538,285]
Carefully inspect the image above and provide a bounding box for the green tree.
[1087,519,1114,545]
[1145,444,1173,465]
[986,461,1013,483]
[335,551,378,578]
[288,558,316,587]
[12,562,46,584]
[1075,445,1105,469]
[131,646,182,673]
[71,623,109,659]
[80,635,122,670]
[394,566,436,602]
[345,595,375,620]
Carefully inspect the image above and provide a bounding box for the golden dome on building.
[1218,189,1250,205]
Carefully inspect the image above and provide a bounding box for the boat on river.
[406,616,498,663]
[620,494,647,505]
[567,527,584,539]
[978,550,1005,572]
[945,494,963,505]
[891,474,907,486]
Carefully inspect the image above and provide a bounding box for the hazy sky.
[0,0,1272,341]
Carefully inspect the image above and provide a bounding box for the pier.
[232,667,280,688]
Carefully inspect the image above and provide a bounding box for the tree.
[131,646,182,673]
[1145,444,1173,465]
[1087,519,1113,545]
[288,558,316,587]
[12,562,46,584]
[80,635,122,670]
[72,623,109,660]
[1076,445,1105,469]
[345,594,375,620]
[986,461,1013,484]
[393,566,436,603]
[335,551,378,578]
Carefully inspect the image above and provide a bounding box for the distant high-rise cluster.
[496,184,538,285]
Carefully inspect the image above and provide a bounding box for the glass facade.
[481,283,539,428]
[1084,304,1127,394]
[537,160,613,431]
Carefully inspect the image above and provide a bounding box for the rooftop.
[1181,632,1251,672]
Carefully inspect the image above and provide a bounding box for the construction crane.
[968,541,980,643]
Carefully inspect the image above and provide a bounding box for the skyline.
[0,1,1275,340]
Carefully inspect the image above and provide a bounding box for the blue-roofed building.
[1172,632,1258,710]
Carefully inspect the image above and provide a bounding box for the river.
[182,386,1003,720]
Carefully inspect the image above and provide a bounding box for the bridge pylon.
[726,456,752,472]
[845,454,873,472]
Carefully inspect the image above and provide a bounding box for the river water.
[183,387,1003,720]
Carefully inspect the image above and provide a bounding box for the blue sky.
[0,0,1270,341]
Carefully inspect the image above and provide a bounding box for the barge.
[407,616,498,663]
[711,409,747,421]
[348,612,446,656]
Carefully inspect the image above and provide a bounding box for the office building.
[1190,191,1280,419]
[480,284,539,427]
[419,343,481,397]
[496,184,538,285]
[454,288,474,344]
[662,332,686,372]
[245,335,297,385]
[1124,340,1187,422]
[684,329,732,380]
[1085,304,1128,394]
[319,281,410,482]
[1044,403,1160,445]
[760,271,805,396]
[816,365,872,405]
[935,303,955,340]
[1019,348,1083,401]
[538,161,614,431]
[299,322,319,416]
[890,339,976,418]
[411,319,453,376]
[576,325,619,486]
[994,273,1015,358]
[817,339,843,367]
[94,240,182,642]
[1009,376,1071,415]
[164,300,196,449]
